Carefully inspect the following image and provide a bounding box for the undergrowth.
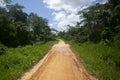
[69,41,120,80]
[0,41,57,80]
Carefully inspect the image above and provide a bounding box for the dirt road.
[20,40,97,80]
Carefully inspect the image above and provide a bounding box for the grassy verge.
[69,41,120,80]
[0,41,57,80]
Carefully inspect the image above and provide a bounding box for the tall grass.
[0,41,57,80]
[70,41,120,80]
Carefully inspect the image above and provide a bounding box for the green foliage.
[60,1,120,79]
[14,22,32,45]
[0,13,17,47]
[58,2,120,80]
[28,13,52,42]
[7,4,27,22]
[70,41,120,80]
[0,3,55,47]
[0,43,6,55]
[0,41,56,80]
[58,1,120,48]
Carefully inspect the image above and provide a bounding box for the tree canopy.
[0,3,55,47]
[58,0,120,48]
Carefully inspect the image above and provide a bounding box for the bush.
[70,41,120,80]
[0,43,6,55]
[0,41,56,80]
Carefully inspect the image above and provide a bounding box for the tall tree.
[7,4,27,23]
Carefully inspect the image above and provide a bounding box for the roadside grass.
[69,41,120,80]
[0,41,57,80]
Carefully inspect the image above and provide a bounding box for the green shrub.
[69,41,120,80]
[0,41,56,80]
[0,43,7,55]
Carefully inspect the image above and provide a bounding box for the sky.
[0,0,107,31]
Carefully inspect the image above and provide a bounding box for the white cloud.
[52,11,66,21]
[43,0,96,12]
[0,0,6,7]
[49,23,54,28]
[51,11,80,30]
[43,0,106,30]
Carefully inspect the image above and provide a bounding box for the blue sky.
[11,0,107,30]
[11,0,54,23]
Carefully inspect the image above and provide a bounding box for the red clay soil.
[20,40,97,80]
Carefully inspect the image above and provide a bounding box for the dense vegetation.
[59,0,120,47]
[0,0,120,80]
[0,41,56,80]
[59,0,120,80]
[0,1,55,48]
[69,41,120,80]
[0,1,57,80]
